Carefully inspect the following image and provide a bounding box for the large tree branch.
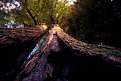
[26,8,37,26]
[20,0,37,26]
[49,15,56,24]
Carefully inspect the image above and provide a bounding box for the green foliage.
[4,16,14,22]
[0,0,70,27]
[43,0,69,23]
[12,0,69,26]
[0,9,10,28]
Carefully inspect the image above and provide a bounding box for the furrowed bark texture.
[15,24,121,81]
[0,25,47,81]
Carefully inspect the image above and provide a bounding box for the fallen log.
[15,24,121,81]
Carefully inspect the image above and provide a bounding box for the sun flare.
[67,0,76,5]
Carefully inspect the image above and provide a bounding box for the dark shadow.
[47,42,121,81]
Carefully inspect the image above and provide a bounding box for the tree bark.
[0,24,121,81]
[0,26,48,81]
[14,24,121,81]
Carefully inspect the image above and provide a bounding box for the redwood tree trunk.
[14,24,121,81]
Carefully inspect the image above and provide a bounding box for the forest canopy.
[0,0,71,26]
